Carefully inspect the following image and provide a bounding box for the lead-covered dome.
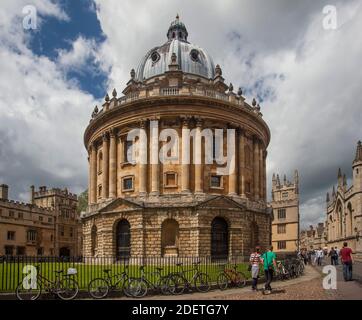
[135,15,215,81]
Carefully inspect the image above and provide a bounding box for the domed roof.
[135,16,215,81]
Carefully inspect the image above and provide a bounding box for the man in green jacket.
[261,246,277,294]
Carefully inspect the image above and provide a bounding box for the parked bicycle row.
[15,257,305,300]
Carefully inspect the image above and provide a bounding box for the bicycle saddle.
[156,267,163,271]
[193,261,201,265]
[176,263,183,266]
[54,270,63,273]
[103,269,112,273]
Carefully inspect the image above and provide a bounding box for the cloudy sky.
[0,0,361,228]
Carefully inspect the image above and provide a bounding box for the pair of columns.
[89,129,117,204]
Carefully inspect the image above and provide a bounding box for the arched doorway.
[116,220,131,259]
[211,217,229,260]
[59,247,70,258]
[161,219,179,257]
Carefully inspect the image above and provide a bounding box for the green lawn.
[0,260,260,293]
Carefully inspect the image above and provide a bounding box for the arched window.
[91,225,97,256]
[161,219,179,256]
[211,217,228,260]
[337,201,343,238]
[116,219,131,259]
[347,203,353,236]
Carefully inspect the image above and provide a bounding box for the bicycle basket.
[67,268,77,275]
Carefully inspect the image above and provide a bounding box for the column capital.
[139,119,148,129]
[102,131,109,141]
[109,127,118,138]
[195,117,203,128]
[180,116,191,127]
[149,115,160,122]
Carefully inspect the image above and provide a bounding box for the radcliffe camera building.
[271,171,300,253]
[0,184,81,257]
[325,141,362,257]
[81,16,272,259]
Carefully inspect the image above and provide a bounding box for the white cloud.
[0,0,96,200]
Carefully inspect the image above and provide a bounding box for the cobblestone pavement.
[108,265,336,300]
[314,259,362,300]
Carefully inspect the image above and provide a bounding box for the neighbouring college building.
[0,184,81,257]
[325,141,362,258]
[271,171,300,253]
[81,16,272,259]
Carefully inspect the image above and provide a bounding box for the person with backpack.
[261,246,277,294]
[328,247,336,265]
[249,246,262,291]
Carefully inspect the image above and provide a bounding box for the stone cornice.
[84,95,270,150]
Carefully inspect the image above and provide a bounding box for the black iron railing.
[0,255,249,292]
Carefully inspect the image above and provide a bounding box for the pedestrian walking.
[328,247,336,265]
[334,247,340,265]
[316,247,324,266]
[261,246,277,294]
[249,246,262,291]
[340,242,353,281]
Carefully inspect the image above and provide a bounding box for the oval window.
[151,51,160,63]
[190,49,199,62]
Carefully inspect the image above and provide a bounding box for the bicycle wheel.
[235,272,247,288]
[57,277,79,300]
[159,276,173,295]
[217,273,228,290]
[195,273,211,293]
[129,278,147,298]
[122,278,134,297]
[15,280,41,300]
[88,278,109,299]
[169,274,187,295]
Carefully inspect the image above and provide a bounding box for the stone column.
[88,154,91,205]
[238,129,246,197]
[109,128,117,199]
[228,127,237,196]
[253,136,260,200]
[263,150,267,202]
[194,118,203,193]
[259,143,264,200]
[102,132,109,200]
[90,142,97,204]
[139,120,148,195]
[150,118,160,195]
[181,117,190,193]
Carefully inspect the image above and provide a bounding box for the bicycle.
[16,265,79,300]
[128,266,177,298]
[217,264,247,290]
[169,261,211,295]
[88,266,136,299]
[276,260,290,281]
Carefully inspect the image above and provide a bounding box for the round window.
[190,49,199,62]
[151,51,160,63]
